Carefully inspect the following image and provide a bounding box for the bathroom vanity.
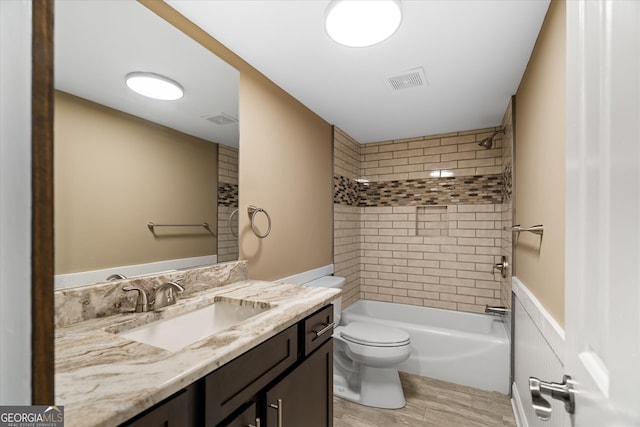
[125,305,333,426]
[54,262,339,427]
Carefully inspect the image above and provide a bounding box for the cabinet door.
[220,402,259,427]
[205,325,298,426]
[265,339,333,427]
[122,386,195,427]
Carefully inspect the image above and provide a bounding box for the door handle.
[528,375,575,421]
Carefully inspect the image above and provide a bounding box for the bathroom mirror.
[54,0,240,288]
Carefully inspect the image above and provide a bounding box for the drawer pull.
[269,399,283,427]
[248,418,261,427]
[313,322,336,337]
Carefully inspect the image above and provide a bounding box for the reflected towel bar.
[504,224,544,236]
[147,222,214,235]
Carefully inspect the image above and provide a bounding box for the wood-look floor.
[334,372,516,427]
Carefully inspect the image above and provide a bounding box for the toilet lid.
[340,322,410,347]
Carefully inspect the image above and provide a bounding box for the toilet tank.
[302,276,345,325]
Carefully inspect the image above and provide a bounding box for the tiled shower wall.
[333,128,361,308]
[334,127,508,314]
[500,100,514,310]
[360,204,503,312]
[217,145,239,263]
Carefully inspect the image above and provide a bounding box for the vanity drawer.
[301,304,334,356]
[205,324,298,426]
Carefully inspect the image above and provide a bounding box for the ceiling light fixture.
[125,72,184,101]
[325,0,402,48]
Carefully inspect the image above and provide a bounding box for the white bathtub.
[340,300,510,394]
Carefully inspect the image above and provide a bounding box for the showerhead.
[478,129,505,149]
[478,137,494,149]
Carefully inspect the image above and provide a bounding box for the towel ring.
[247,205,271,238]
[229,208,239,237]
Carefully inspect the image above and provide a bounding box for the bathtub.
[340,300,510,394]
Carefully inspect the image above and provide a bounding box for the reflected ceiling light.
[125,72,184,101]
[325,0,402,47]
[430,170,454,178]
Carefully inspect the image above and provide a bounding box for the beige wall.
[238,74,333,280]
[54,91,217,274]
[514,0,566,325]
[142,1,334,281]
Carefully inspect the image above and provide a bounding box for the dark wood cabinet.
[265,339,333,427]
[223,402,259,427]
[121,305,333,427]
[205,324,299,426]
[122,384,198,427]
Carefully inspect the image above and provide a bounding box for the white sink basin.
[118,301,270,352]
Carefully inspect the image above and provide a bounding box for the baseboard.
[511,381,529,427]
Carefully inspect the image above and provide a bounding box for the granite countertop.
[55,280,340,427]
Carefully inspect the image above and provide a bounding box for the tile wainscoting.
[512,277,570,427]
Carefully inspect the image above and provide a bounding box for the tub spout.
[485,305,511,316]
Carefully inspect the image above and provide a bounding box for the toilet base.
[333,366,406,409]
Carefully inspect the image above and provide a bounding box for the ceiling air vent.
[202,113,238,126]
[386,67,428,91]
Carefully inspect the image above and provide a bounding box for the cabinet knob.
[247,418,261,427]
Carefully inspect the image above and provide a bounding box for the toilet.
[303,275,411,409]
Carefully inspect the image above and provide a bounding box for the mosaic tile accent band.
[334,174,503,207]
[502,163,513,201]
[218,183,238,207]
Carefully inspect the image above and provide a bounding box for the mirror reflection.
[54,0,239,288]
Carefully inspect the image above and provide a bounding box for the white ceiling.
[54,0,240,148]
[168,0,550,143]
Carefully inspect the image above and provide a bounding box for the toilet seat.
[340,322,410,347]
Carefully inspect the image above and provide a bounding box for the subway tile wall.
[361,128,502,181]
[500,101,514,310]
[360,204,502,312]
[334,126,508,314]
[334,128,361,308]
[217,145,239,263]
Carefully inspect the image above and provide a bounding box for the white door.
[564,0,640,425]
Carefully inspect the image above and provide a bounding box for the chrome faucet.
[123,285,150,313]
[485,305,511,316]
[152,279,185,309]
[123,278,185,312]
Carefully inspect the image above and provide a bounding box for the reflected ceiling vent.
[202,113,238,125]
[386,67,428,91]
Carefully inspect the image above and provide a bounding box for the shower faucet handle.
[493,255,509,278]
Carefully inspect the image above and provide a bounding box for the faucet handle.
[152,280,185,309]
[161,277,184,294]
[170,278,185,290]
[123,286,149,312]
